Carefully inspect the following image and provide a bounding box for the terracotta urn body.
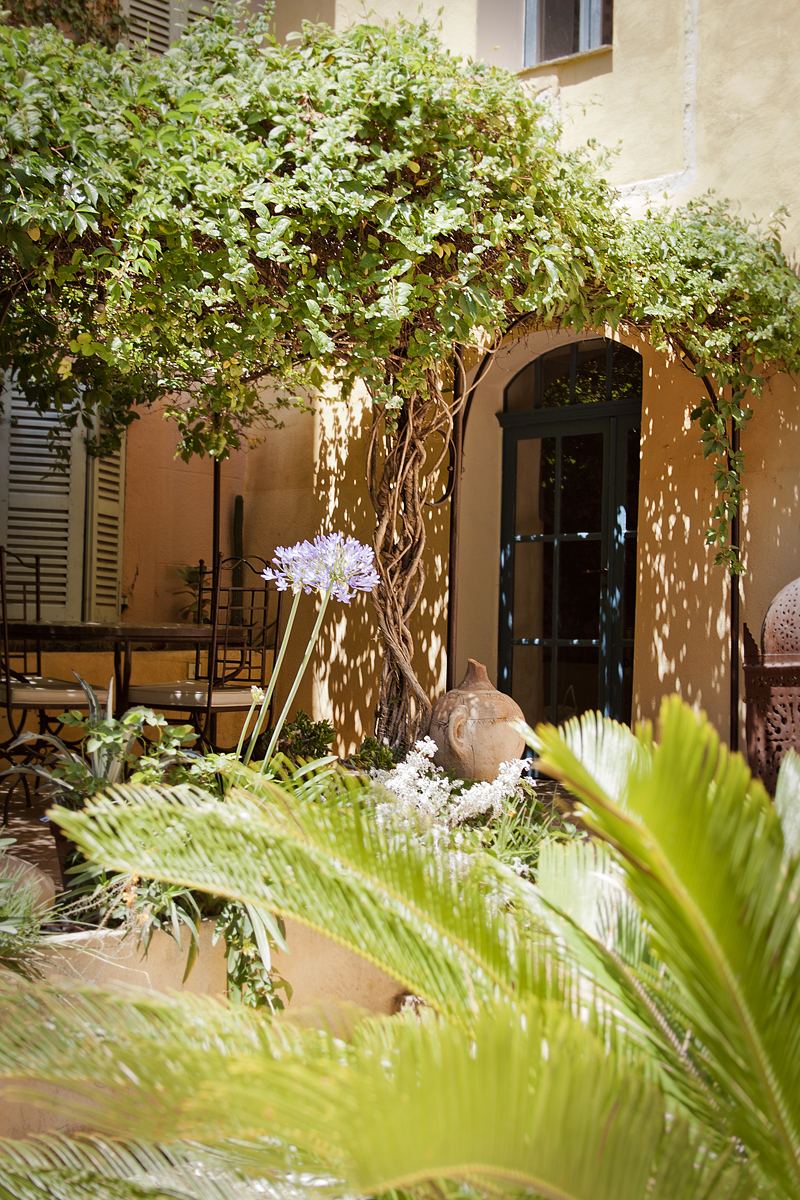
[428,659,525,782]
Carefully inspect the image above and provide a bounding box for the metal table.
[5,621,239,714]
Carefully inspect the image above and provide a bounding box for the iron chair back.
[0,546,44,739]
[198,554,283,746]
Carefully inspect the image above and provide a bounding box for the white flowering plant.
[369,737,578,879]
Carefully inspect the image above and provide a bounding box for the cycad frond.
[535,841,715,1121]
[54,784,566,1024]
[532,695,800,1199]
[0,1135,277,1200]
[0,978,756,1200]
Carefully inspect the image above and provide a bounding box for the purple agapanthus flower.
[262,533,379,603]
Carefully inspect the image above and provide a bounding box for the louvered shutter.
[124,0,173,54]
[83,428,127,622]
[0,388,87,620]
[124,0,220,54]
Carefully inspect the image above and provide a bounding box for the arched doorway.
[497,337,642,725]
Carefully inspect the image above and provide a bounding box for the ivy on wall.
[1,7,799,736]
[3,0,125,48]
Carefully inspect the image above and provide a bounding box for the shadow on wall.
[244,385,450,757]
[311,384,449,755]
[635,340,728,728]
[635,345,800,744]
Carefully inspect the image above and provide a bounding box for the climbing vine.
[4,0,125,48]
[1,9,799,740]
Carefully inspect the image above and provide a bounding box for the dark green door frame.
[497,396,641,724]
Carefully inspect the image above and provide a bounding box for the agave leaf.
[7,730,81,762]
[0,764,77,793]
[73,671,102,725]
[531,695,800,1199]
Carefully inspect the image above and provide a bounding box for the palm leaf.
[0,1135,276,1200]
[775,748,800,861]
[535,840,716,1121]
[53,783,568,1026]
[0,977,756,1200]
[531,696,800,1199]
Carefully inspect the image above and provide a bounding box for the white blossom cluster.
[370,736,528,837]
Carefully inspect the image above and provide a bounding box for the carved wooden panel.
[745,664,800,794]
[763,577,800,654]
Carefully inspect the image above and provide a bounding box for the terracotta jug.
[428,659,525,782]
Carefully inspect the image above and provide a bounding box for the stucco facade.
[117,0,800,751]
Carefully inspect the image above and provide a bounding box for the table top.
[6,620,221,643]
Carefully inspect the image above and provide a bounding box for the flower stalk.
[236,533,378,772]
[259,584,334,772]
[242,588,302,766]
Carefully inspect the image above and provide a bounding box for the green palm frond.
[775,748,800,860]
[535,840,715,1120]
[0,977,756,1200]
[531,696,800,1199]
[54,783,569,1025]
[0,1135,274,1200]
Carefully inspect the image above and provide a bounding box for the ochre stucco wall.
[115,0,800,748]
[244,391,448,755]
[122,405,246,625]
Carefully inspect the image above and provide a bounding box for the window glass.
[524,0,612,67]
[505,360,536,413]
[539,345,572,408]
[505,339,641,412]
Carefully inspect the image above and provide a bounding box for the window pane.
[516,438,555,537]
[573,339,608,404]
[505,360,536,412]
[611,343,643,401]
[525,0,612,66]
[541,0,580,60]
[560,432,603,533]
[623,536,637,640]
[513,541,552,640]
[555,645,599,721]
[621,645,633,725]
[512,643,551,726]
[558,540,601,639]
[539,345,572,408]
[625,426,640,531]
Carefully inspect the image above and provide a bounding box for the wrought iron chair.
[0,545,108,816]
[127,555,283,750]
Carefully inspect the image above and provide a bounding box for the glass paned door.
[498,399,640,726]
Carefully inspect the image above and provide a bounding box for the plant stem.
[259,585,332,773]
[242,588,302,766]
[234,695,260,763]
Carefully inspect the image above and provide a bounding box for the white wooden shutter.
[83,428,127,622]
[0,387,86,620]
[124,0,221,54]
[124,0,173,54]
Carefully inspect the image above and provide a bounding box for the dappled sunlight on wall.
[635,342,728,732]
[244,386,449,756]
[738,372,800,737]
[311,382,449,753]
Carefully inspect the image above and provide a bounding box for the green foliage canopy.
[0,8,799,561]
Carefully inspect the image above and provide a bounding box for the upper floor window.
[524,0,612,67]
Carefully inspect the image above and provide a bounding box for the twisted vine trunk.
[367,370,455,749]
